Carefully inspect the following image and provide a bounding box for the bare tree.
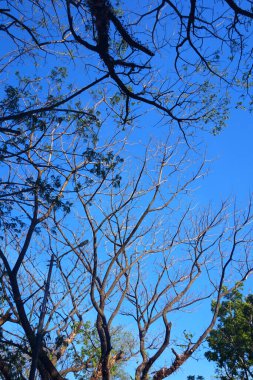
[0,1,252,379]
[0,119,252,378]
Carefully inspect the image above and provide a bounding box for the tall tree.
[0,1,252,380]
[0,112,253,378]
[205,288,253,380]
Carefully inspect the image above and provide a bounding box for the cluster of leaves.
[25,175,73,214]
[0,289,28,379]
[205,287,253,379]
[83,148,123,188]
[0,333,27,380]
[55,321,133,380]
[0,179,27,239]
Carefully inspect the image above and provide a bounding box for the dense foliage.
[205,288,253,379]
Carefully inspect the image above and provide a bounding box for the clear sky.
[1,2,253,378]
[200,109,253,204]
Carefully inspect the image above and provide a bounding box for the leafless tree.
[0,122,252,379]
[0,1,252,379]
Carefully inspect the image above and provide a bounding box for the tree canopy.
[1,0,252,137]
[0,1,253,380]
[205,288,253,379]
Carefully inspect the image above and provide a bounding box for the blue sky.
[200,109,253,203]
[118,99,253,379]
[103,100,253,380]
[1,2,253,378]
[167,107,253,379]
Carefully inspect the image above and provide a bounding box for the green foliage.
[69,322,135,380]
[0,336,27,380]
[83,148,123,187]
[1,86,20,113]
[0,289,28,379]
[0,69,124,236]
[205,287,253,379]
